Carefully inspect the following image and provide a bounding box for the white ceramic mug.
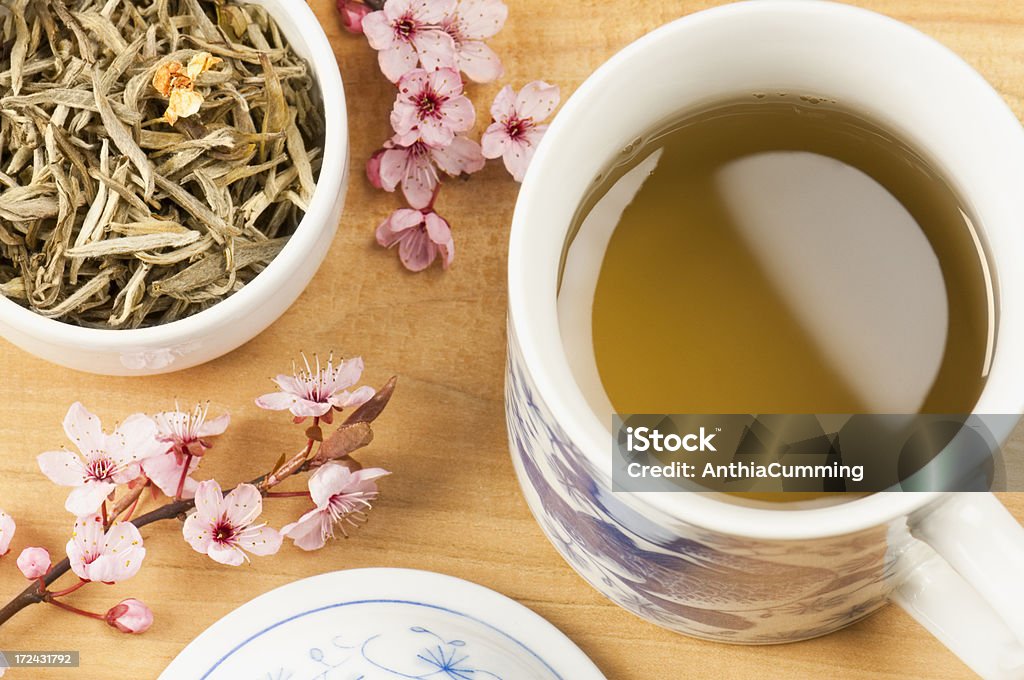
[505,2,1024,677]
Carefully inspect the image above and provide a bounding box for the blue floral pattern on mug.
[504,327,903,642]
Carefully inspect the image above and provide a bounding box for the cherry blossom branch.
[0,376,396,629]
[349,0,560,272]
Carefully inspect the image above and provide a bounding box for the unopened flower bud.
[104,598,153,634]
[338,0,371,34]
[16,547,50,580]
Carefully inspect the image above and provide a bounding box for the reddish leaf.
[344,376,397,425]
[318,422,373,462]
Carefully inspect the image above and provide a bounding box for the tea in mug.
[562,96,994,500]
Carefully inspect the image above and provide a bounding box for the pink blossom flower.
[482,81,560,181]
[281,464,390,551]
[66,515,145,583]
[140,404,230,500]
[16,547,51,580]
[256,355,374,424]
[368,136,485,209]
[105,598,153,634]
[0,509,13,557]
[182,481,282,566]
[38,403,165,517]
[153,404,230,463]
[390,68,475,148]
[442,0,508,83]
[337,0,371,34]
[376,208,454,272]
[362,0,457,82]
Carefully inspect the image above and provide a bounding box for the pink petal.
[255,391,299,411]
[383,0,415,21]
[361,10,395,50]
[515,81,560,122]
[333,356,365,391]
[354,467,393,485]
[330,385,375,410]
[290,398,332,418]
[401,152,438,209]
[440,94,475,133]
[398,226,438,272]
[417,0,457,23]
[396,67,430,95]
[429,67,464,99]
[80,553,115,582]
[192,479,225,526]
[377,208,425,247]
[389,100,421,139]
[502,138,536,182]
[367,147,390,189]
[102,520,144,553]
[67,542,87,579]
[417,116,455,148]
[222,483,263,529]
[96,522,145,582]
[281,509,330,551]
[207,542,246,566]
[0,510,15,556]
[63,402,105,456]
[378,42,420,83]
[489,84,516,121]
[378,147,409,192]
[111,462,142,485]
[198,413,231,438]
[431,136,485,176]
[142,452,199,499]
[412,29,457,73]
[526,123,549,145]
[38,450,87,486]
[236,525,282,556]
[272,374,306,395]
[308,463,354,508]
[182,511,212,554]
[480,123,508,159]
[455,0,508,39]
[391,128,425,148]
[107,413,161,466]
[67,515,105,580]
[456,41,503,83]
[424,211,453,245]
[66,481,116,517]
[424,211,455,268]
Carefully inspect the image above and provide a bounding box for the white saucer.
[160,568,606,679]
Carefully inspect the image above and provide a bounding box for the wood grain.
[2,0,1023,677]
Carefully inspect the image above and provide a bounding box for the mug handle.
[891,493,1024,679]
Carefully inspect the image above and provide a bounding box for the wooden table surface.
[2,0,1024,677]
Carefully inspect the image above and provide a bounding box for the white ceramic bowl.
[0,0,347,376]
